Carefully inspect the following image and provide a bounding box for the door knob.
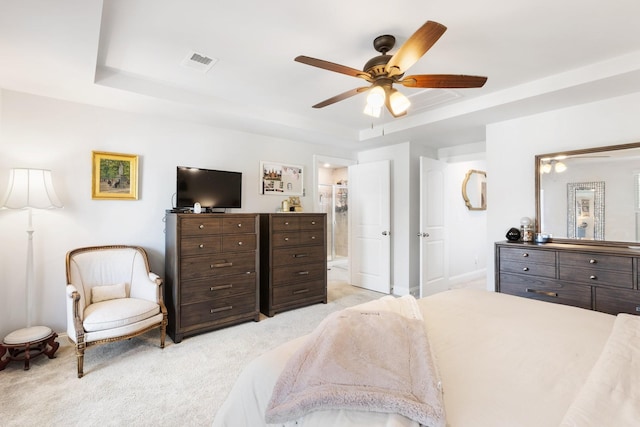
[382,231,390,236]
[417,232,430,237]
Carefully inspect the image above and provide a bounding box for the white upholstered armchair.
[65,245,167,378]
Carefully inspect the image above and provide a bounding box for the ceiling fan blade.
[312,87,369,109]
[295,56,372,81]
[400,74,488,88]
[386,21,447,78]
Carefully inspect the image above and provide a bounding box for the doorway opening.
[313,155,355,274]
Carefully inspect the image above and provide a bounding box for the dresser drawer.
[273,245,325,267]
[559,266,633,288]
[180,236,222,256]
[271,232,303,248]
[500,260,556,279]
[271,216,301,232]
[559,252,632,271]
[272,280,326,307]
[298,231,323,246]
[499,247,556,264]
[181,272,256,302]
[272,262,326,286]
[222,233,256,252]
[180,217,222,236]
[222,216,256,234]
[180,292,256,328]
[499,273,592,309]
[595,287,640,315]
[298,215,325,231]
[180,252,256,279]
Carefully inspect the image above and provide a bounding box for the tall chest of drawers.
[495,241,640,315]
[165,213,259,343]
[259,213,327,317]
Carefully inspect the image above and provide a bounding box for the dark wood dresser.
[259,213,327,317]
[495,241,640,315]
[165,213,260,343]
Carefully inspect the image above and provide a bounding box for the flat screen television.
[176,166,242,210]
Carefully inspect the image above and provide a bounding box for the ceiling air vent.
[181,50,218,73]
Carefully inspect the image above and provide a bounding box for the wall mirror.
[462,169,487,211]
[536,142,640,245]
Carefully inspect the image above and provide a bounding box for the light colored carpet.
[1,275,383,427]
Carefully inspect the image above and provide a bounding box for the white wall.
[444,159,488,283]
[486,91,640,289]
[0,90,354,337]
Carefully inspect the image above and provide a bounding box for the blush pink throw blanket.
[265,296,445,426]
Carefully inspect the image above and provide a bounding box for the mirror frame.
[462,169,487,211]
[535,141,640,247]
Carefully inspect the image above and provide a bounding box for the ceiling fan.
[295,21,487,118]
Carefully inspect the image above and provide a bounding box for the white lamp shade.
[1,168,63,209]
[389,89,411,115]
[366,86,385,109]
[363,104,382,118]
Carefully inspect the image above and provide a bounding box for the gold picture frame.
[91,151,139,200]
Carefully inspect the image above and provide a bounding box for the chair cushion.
[83,298,160,332]
[91,282,127,303]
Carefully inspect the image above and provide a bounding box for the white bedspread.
[559,313,640,427]
[213,290,617,427]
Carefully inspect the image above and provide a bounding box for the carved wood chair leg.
[76,346,85,378]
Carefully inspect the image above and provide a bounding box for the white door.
[419,157,448,297]
[348,160,391,293]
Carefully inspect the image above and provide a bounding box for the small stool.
[0,326,59,371]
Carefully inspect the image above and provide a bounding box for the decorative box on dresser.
[165,213,260,343]
[259,213,327,317]
[495,241,640,315]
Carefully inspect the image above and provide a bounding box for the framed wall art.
[91,151,139,200]
[260,161,303,195]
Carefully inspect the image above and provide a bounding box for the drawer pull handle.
[237,241,243,246]
[294,253,308,258]
[284,237,289,241]
[237,223,242,228]
[199,244,204,248]
[293,289,309,295]
[210,284,233,291]
[522,267,529,272]
[311,236,316,240]
[284,222,290,226]
[522,253,529,257]
[211,262,233,268]
[211,306,233,313]
[589,259,597,264]
[590,275,597,280]
[297,271,310,275]
[311,221,316,225]
[199,224,205,229]
[526,288,558,298]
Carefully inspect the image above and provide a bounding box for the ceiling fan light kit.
[295,20,487,118]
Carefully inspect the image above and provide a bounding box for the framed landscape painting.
[92,151,139,200]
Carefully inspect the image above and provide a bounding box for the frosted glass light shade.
[363,104,382,118]
[1,168,63,209]
[366,86,385,109]
[389,90,410,115]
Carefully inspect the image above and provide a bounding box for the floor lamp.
[0,168,62,371]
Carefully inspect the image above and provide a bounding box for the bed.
[212,289,639,427]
